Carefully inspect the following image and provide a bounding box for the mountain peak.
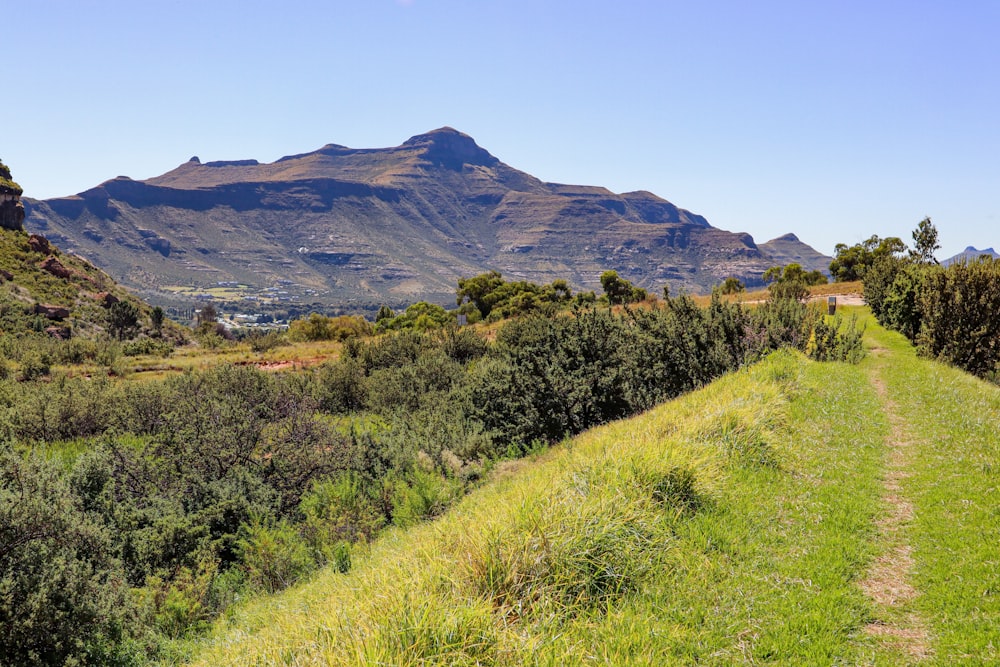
[402,127,498,170]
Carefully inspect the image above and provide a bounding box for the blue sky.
[5,1,998,259]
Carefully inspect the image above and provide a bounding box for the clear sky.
[4,1,998,259]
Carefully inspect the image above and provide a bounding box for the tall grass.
[181,347,888,665]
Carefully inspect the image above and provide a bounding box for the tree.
[719,277,745,295]
[910,216,940,264]
[151,305,165,334]
[456,271,505,318]
[197,303,218,325]
[376,305,395,323]
[108,300,140,341]
[829,236,906,281]
[600,270,643,305]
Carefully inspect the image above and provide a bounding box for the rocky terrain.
[24,128,830,312]
[0,160,25,231]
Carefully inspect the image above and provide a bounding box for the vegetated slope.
[184,345,880,665]
[186,316,1000,665]
[23,128,829,311]
[0,227,153,338]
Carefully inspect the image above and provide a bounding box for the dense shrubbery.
[287,313,372,342]
[0,278,864,662]
[862,219,1000,380]
[456,271,578,321]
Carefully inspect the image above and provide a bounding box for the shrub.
[917,258,1000,378]
[0,447,135,665]
[121,337,173,357]
[236,517,315,594]
[18,350,50,381]
[287,313,372,342]
[246,329,287,353]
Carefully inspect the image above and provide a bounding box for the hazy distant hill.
[24,128,830,312]
[943,246,1000,266]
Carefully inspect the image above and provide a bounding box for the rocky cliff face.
[0,161,25,231]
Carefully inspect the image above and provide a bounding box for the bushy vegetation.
[0,270,864,662]
[456,270,578,321]
[187,347,893,665]
[860,218,1000,380]
[286,313,372,341]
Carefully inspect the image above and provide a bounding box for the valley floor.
[179,314,1000,666]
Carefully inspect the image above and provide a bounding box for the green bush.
[121,336,173,357]
[917,258,1000,378]
[0,447,136,665]
[237,517,315,594]
[18,350,50,381]
[287,313,372,342]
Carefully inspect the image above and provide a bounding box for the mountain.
[757,233,831,272]
[943,246,1000,266]
[24,128,830,312]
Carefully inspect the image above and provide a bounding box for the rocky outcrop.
[0,161,24,231]
[40,255,73,279]
[45,325,71,339]
[28,234,52,254]
[95,291,119,308]
[34,303,71,320]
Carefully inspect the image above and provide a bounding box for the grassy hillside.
[179,313,1000,665]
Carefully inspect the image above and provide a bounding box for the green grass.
[179,345,891,665]
[866,323,1000,664]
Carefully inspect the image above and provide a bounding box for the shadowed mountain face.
[24,127,829,310]
[943,246,1000,266]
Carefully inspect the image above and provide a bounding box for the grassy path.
[863,349,932,660]
[864,323,1000,665]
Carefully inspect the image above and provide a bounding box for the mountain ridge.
[24,128,830,313]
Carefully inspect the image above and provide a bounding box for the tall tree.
[910,216,940,264]
[108,300,140,340]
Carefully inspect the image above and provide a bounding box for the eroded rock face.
[0,197,24,231]
[0,161,24,231]
[96,291,119,308]
[45,325,71,339]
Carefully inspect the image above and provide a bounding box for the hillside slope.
[24,128,830,312]
[183,317,1000,665]
[0,227,156,339]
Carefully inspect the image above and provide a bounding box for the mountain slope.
[24,128,830,311]
[943,245,999,266]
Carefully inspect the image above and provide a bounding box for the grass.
[179,342,891,665]
[865,322,1000,663]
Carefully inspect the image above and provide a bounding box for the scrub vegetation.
[1,269,861,664]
